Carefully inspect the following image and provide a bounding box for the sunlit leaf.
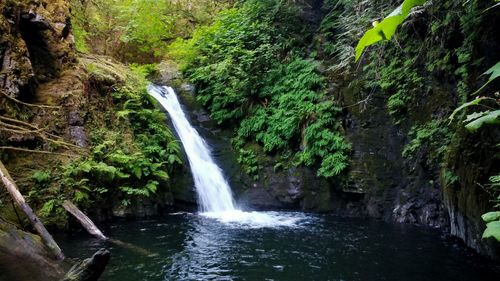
[482,221,500,242]
[355,0,426,61]
[471,61,500,96]
[482,212,500,223]
[464,110,500,132]
[483,61,500,82]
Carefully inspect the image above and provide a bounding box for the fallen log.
[62,200,156,257]
[63,200,107,240]
[108,238,157,257]
[0,160,65,260]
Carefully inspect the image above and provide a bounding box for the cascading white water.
[148,84,304,227]
[148,85,236,212]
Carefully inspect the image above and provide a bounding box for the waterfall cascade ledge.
[148,85,305,228]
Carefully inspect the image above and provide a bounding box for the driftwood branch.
[63,200,107,240]
[0,160,65,260]
[63,200,157,256]
[61,200,154,256]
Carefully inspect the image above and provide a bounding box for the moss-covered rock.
[443,127,500,258]
[0,218,67,281]
[0,0,75,98]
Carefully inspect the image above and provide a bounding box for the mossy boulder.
[0,218,66,281]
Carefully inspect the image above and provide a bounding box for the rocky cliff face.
[340,82,452,228]
[0,0,75,99]
[443,128,500,257]
[0,1,80,279]
[1,0,80,219]
[321,0,498,257]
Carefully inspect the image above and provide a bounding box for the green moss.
[403,120,452,165]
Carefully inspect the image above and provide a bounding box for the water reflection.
[55,213,500,281]
[164,214,236,280]
[164,211,318,280]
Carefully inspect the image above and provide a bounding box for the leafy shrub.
[443,169,459,186]
[130,63,159,79]
[29,170,67,227]
[61,84,182,208]
[237,57,351,177]
[376,56,424,121]
[70,0,231,62]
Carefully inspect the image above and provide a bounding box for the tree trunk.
[63,200,107,240]
[0,160,65,260]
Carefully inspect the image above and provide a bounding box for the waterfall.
[148,84,304,228]
[148,85,237,212]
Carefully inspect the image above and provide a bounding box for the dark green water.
[56,212,500,281]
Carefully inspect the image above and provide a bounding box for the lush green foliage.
[349,1,500,247]
[473,61,500,96]
[70,0,231,62]
[31,171,51,185]
[449,60,500,241]
[351,0,484,160]
[64,79,181,207]
[481,200,500,241]
[450,62,500,132]
[171,0,350,178]
[377,56,424,120]
[319,0,398,75]
[355,0,498,242]
[28,62,182,224]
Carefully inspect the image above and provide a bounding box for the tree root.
[0,116,40,130]
[0,147,79,157]
[0,118,85,150]
[0,91,61,109]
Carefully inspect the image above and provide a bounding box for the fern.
[171,1,350,178]
[57,73,182,208]
[32,171,51,185]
